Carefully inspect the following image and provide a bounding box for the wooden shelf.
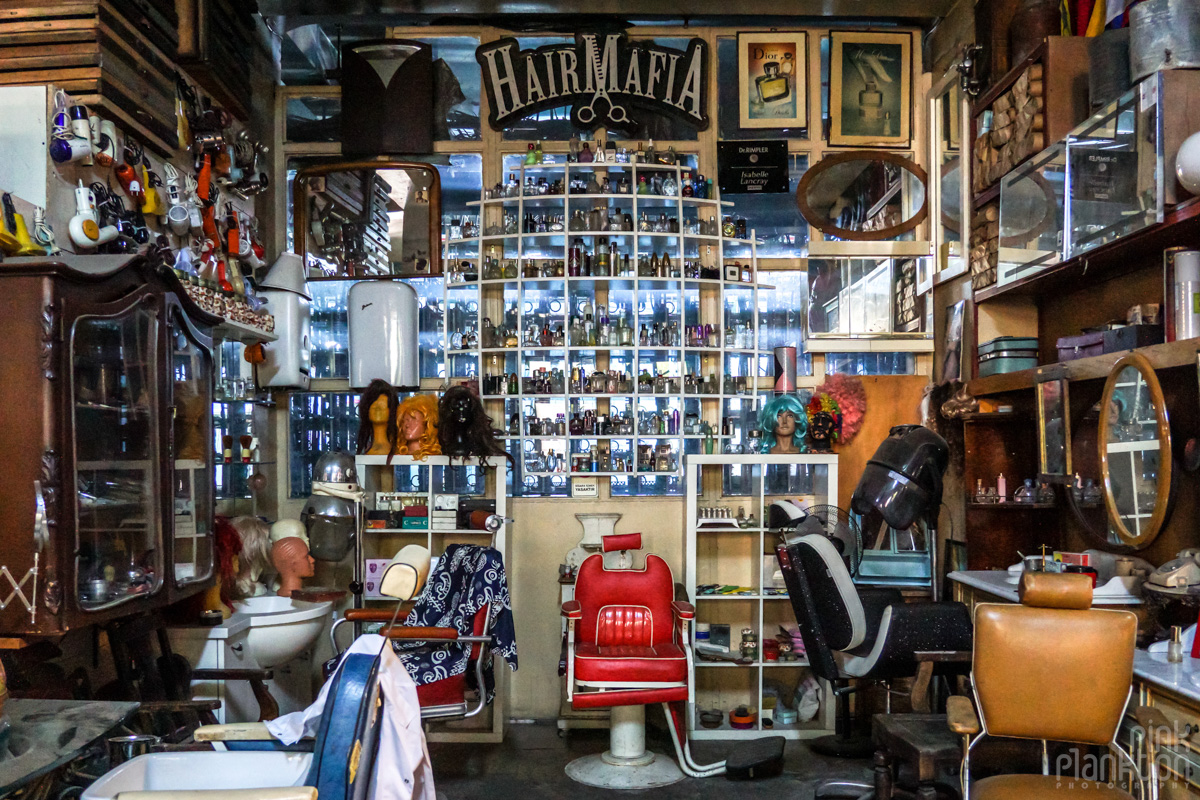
[975,199,1200,304]
[960,411,1024,422]
[967,336,1200,396]
[967,502,1055,510]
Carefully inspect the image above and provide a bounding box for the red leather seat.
[565,546,692,705]
[574,642,687,683]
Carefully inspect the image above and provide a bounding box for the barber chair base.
[811,733,875,759]
[565,753,685,789]
[564,703,685,788]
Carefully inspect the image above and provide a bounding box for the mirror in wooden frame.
[796,151,928,241]
[293,161,442,278]
[1097,352,1173,549]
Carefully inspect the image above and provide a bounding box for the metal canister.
[1130,0,1200,82]
[108,734,161,767]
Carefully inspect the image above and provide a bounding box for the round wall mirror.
[1097,352,1173,549]
[795,151,928,241]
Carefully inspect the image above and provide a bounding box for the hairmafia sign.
[476,33,710,134]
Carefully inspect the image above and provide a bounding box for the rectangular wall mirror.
[1037,376,1071,476]
[293,160,442,278]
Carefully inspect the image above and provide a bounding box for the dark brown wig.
[357,379,400,460]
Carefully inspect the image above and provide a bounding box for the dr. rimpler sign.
[476,33,710,134]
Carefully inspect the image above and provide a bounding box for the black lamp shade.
[851,425,949,529]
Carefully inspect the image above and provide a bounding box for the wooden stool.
[871,713,962,800]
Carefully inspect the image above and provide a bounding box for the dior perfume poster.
[829,31,911,147]
[737,33,807,129]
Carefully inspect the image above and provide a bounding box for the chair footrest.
[572,687,688,709]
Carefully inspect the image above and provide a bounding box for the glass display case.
[0,258,217,635]
[998,77,1168,287]
[72,297,163,611]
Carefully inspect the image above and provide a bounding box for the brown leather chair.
[948,572,1173,800]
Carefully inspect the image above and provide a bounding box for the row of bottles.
[488,167,714,200]
[450,254,743,282]
[526,443,680,475]
[515,137,686,166]
[477,361,754,397]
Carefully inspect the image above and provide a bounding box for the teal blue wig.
[759,394,808,453]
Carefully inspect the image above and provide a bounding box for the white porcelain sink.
[83,751,312,800]
[233,595,333,668]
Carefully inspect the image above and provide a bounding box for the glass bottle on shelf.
[569,133,580,162]
[579,142,594,163]
[682,176,694,197]
[524,143,537,165]
[569,210,586,232]
[534,140,543,163]
[722,216,737,237]
[663,173,678,196]
[505,173,519,197]
[637,176,649,195]
[646,139,657,164]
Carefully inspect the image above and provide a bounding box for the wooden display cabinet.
[0,257,216,637]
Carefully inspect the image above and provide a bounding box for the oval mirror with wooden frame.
[795,151,928,242]
[1097,352,1173,550]
[293,160,442,279]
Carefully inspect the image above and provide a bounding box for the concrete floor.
[429,721,873,799]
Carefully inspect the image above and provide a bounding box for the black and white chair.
[775,534,973,766]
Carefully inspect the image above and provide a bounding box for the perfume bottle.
[524,143,537,165]
[755,61,790,103]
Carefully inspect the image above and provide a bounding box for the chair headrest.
[1019,571,1092,609]
[603,533,641,552]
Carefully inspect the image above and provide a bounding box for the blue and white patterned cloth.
[392,544,518,701]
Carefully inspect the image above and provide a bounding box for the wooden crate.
[0,1,180,156]
[970,37,1090,196]
[177,0,256,121]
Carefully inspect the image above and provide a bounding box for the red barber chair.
[563,533,750,788]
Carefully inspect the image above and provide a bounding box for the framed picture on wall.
[737,32,808,129]
[828,30,912,147]
[1037,377,1072,476]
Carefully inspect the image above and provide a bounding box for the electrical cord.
[31,207,60,255]
[123,136,144,167]
[51,89,73,141]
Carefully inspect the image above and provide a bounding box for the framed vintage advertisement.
[737,33,808,129]
[829,31,912,147]
[1037,377,1071,476]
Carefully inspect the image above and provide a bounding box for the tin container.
[1130,0,1200,82]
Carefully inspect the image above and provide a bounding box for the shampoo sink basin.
[83,751,312,800]
[234,596,332,668]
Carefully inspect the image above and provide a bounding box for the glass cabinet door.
[72,300,163,610]
[170,307,214,587]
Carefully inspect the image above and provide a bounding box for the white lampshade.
[260,252,311,299]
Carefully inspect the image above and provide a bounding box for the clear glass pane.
[285,95,340,143]
[807,258,894,336]
[431,37,483,141]
[757,269,813,376]
[502,38,577,142]
[289,392,360,497]
[724,154,809,258]
[171,310,213,586]
[309,281,351,379]
[825,352,916,375]
[411,276,445,379]
[73,305,162,610]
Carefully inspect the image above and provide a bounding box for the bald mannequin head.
[272,536,315,597]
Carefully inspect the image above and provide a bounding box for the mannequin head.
[397,393,441,460]
[759,394,808,454]
[356,379,399,458]
[272,536,315,598]
[233,516,273,596]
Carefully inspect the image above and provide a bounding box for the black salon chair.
[776,535,972,798]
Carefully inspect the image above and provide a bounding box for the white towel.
[266,635,436,800]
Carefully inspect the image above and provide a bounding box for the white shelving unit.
[355,454,510,743]
[683,453,839,740]
[444,161,769,493]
